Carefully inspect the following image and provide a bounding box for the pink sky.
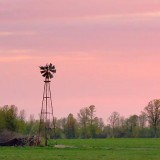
[1,0,160,121]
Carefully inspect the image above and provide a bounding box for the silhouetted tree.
[3,105,18,131]
[78,107,90,138]
[56,118,67,138]
[138,112,147,129]
[66,113,77,138]
[126,115,139,137]
[16,109,26,133]
[88,105,96,138]
[144,99,160,138]
[108,112,120,138]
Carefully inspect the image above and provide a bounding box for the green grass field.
[0,138,160,160]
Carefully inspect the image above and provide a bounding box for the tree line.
[0,99,160,139]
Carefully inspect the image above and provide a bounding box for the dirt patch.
[54,145,77,148]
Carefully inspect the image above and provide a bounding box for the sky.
[1,0,160,122]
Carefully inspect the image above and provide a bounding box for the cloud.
[0,56,32,62]
[0,49,33,54]
[0,49,52,64]
[0,31,35,37]
[0,32,13,36]
[0,49,36,62]
[0,0,160,23]
[79,12,160,22]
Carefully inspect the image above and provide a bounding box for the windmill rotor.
[40,63,56,80]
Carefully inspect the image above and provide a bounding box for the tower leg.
[39,79,55,146]
[45,127,47,146]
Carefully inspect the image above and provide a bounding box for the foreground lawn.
[0,138,160,160]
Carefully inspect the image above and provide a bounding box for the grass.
[0,138,160,160]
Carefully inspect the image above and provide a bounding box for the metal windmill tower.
[38,63,56,146]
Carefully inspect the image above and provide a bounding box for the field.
[0,138,160,160]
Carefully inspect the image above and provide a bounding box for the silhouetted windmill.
[39,63,56,146]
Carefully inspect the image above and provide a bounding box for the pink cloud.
[1,0,160,22]
[0,56,31,62]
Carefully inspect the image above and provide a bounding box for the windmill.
[38,63,56,146]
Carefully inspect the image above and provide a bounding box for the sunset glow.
[1,0,160,121]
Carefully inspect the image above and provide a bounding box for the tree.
[0,107,6,132]
[108,112,120,138]
[66,114,77,138]
[26,114,39,135]
[16,109,26,134]
[144,99,160,138]
[3,105,18,132]
[88,105,96,138]
[94,117,105,138]
[56,118,67,138]
[138,112,147,129]
[138,112,148,137]
[78,107,90,138]
[126,115,139,137]
[88,105,96,126]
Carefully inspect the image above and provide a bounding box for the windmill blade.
[41,70,46,74]
[48,72,53,79]
[40,66,45,70]
[50,69,56,73]
[49,63,52,69]
[50,74,53,79]
[45,66,48,70]
[42,72,48,77]
[51,65,55,69]
[49,63,55,70]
